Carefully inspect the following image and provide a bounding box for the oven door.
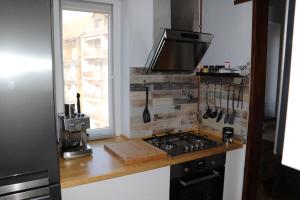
[170,167,225,200]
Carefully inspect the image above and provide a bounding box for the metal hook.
[144,80,148,88]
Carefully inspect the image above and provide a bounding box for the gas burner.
[160,143,176,152]
[143,131,219,156]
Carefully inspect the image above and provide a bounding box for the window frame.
[53,0,121,139]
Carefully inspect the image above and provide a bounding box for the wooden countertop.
[60,132,243,189]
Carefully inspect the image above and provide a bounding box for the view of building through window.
[62,10,110,129]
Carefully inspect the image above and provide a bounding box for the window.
[61,1,115,138]
[94,19,102,29]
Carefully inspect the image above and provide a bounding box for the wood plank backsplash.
[130,67,199,138]
[199,76,250,143]
[129,67,249,143]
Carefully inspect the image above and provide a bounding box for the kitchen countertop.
[60,131,243,189]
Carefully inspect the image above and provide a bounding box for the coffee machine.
[59,93,92,159]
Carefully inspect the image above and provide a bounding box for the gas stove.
[143,131,219,156]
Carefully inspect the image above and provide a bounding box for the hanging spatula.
[76,93,81,115]
[203,83,212,119]
[209,84,218,119]
[143,86,151,123]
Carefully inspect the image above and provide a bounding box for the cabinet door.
[62,167,170,200]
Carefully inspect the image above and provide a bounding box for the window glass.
[62,10,110,129]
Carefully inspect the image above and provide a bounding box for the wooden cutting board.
[104,140,167,165]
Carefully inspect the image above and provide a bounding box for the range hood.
[144,0,213,74]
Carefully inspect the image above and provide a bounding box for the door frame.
[242,0,269,199]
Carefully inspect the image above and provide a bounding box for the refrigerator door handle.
[31,195,51,200]
[0,187,50,200]
[0,178,49,196]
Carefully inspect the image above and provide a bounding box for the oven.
[170,153,226,200]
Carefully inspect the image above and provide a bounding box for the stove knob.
[189,144,194,151]
[184,167,190,173]
[165,145,173,151]
[196,139,202,143]
[184,145,189,152]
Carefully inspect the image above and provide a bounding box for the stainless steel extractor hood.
[144,0,213,73]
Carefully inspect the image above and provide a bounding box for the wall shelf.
[196,72,247,78]
[234,0,252,5]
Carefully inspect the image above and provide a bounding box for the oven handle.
[179,170,220,187]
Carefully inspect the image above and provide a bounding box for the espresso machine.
[59,93,92,159]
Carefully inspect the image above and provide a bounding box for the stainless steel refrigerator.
[0,0,61,199]
[275,0,300,171]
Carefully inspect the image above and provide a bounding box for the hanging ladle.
[209,83,218,118]
[237,79,244,110]
[203,83,212,119]
[228,85,237,125]
[216,84,223,122]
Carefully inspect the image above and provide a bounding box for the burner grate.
[143,131,219,156]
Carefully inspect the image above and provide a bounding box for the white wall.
[121,0,154,135]
[202,0,252,67]
[153,0,171,40]
[121,0,154,68]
